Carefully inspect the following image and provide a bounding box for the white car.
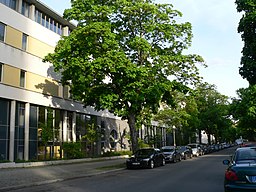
[187,143,203,157]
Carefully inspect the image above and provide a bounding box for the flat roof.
[25,0,76,30]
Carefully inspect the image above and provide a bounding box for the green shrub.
[62,142,84,159]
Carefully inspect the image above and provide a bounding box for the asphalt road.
[10,146,237,192]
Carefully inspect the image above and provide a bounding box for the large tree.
[234,0,256,141]
[44,0,203,152]
[236,0,256,84]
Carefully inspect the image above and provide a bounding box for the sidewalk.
[0,156,128,191]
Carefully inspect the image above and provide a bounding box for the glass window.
[45,16,49,29]
[42,14,46,27]
[22,33,28,51]
[20,70,25,87]
[0,63,2,82]
[15,102,25,161]
[58,25,62,35]
[50,19,54,31]
[21,1,30,17]
[0,0,17,10]
[0,22,5,42]
[9,0,16,10]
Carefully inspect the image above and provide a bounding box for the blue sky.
[41,0,248,98]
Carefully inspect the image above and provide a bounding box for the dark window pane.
[0,22,5,41]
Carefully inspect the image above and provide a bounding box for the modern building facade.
[0,0,167,162]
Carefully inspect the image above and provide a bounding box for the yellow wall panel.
[5,26,22,49]
[27,37,55,58]
[26,72,59,96]
[3,65,20,87]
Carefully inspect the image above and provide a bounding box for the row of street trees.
[154,82,235,146]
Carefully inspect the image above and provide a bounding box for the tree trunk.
[128,113,138,153]
[207,133,211,145]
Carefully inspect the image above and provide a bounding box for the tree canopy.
[236,0,256,85]
[233,0,256,141]
[44,0,204,152]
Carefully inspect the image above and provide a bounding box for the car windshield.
[179,146,186,150]
[188,144,197,148]
[135,149,154,157]
[162,148,174,152]
[236,148,256,161]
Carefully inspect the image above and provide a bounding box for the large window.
[0,22,5,42]
[29,105,38,160]
[0,98,10,161]
[15,102,25,160]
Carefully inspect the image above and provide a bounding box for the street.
[9,147,236,192]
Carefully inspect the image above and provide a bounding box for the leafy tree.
[231,85,256,141]
[195,83,231,144]
[236,0,256,84]
[233,0,256,141]
[44,0,203,152]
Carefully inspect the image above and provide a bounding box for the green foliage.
[82,123,100,143]
[231,85,256,141]
[235,0,256,85]
[138,138,150,148]
[62,142,84,159]
[195,83,232,143]
[44,0,204,152]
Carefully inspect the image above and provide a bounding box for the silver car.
[161,146,182,163]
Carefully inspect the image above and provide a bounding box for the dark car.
[126,148,165,169]
[161,146,182,163]
[178,145,193,160]
[223,147,256,192]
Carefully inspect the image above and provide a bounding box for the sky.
[40,0,249,98]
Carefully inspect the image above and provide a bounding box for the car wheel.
[148,160,154,169]
[161,158,166,166]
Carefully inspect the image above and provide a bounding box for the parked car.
[188,143,203,157]
[161,146,182,163]
[126,148,165,169]
[177,145,193,160]
[223,147,256,192]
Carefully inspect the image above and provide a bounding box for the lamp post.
[173,126,176,146]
